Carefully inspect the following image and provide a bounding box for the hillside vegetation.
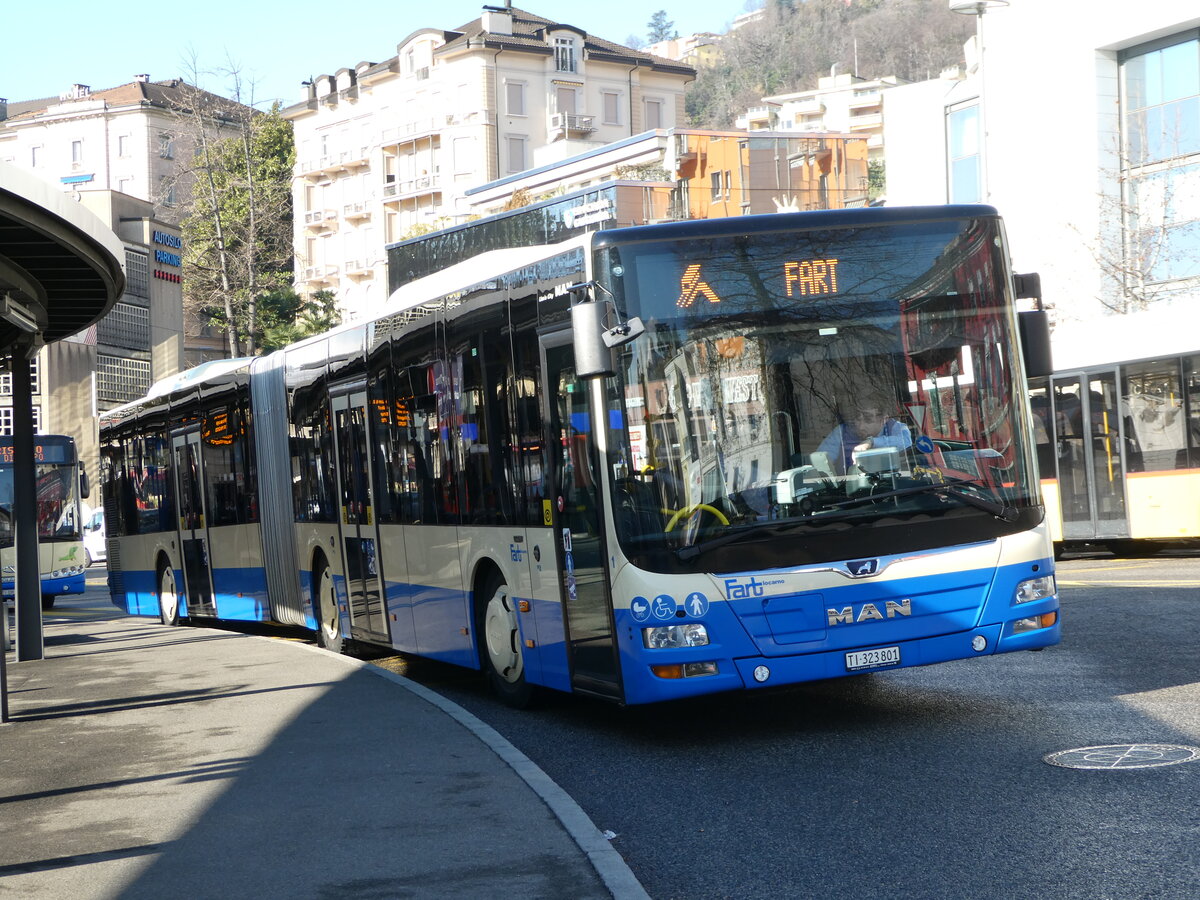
[687,0,975,128]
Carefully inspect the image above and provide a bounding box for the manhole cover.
[1044,744,1200,770]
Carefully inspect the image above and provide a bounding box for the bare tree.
[1081,145,1200,315]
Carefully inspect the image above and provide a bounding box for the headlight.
[642,623,710,649]
[1015,574,1056,604]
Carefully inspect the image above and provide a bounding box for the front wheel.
[158,563,180,626]
[479,575,534,708]
[41,593,55,611]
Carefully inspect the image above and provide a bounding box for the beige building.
[282,4,695,321]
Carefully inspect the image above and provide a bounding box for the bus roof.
[383,235,591,311]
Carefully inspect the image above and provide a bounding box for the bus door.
[1052,370,1129,540]
[171,430,216,617]
[330,387,390,642]
[540,333,621,699]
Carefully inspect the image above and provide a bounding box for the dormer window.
[554,37,577,73]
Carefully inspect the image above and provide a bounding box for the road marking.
[1059,563,1157,573]
[1059,579,1200,587]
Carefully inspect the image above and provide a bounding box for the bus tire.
[41,593,55,610]
[157,560,181,626]
[314,557,344,654]
[477,571,534,709]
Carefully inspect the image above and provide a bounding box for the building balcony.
[344,259,376,279]
[381,174,441,203]
[298,147,370,180]
[848,90,882,109]
[848,112,883,131]
[303,209,338,232]
[343,201,372,222]
[329,147,370,173]
[380,119,442,148]
[783,97,824,116]
[301,265,339,286]
[549,113,596,140]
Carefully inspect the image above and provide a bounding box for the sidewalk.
[1,575,647,899]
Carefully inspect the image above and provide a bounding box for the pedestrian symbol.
[676,264,721,309]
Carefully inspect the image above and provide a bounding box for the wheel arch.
[470,557,507,667]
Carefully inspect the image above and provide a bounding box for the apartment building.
[0,77,245,226]
[882,3,1200,325]
[283,4,695,321]
[737,73,907,162]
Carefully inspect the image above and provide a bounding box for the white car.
[83,508,106,565]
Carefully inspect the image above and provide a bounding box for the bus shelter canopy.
[0,161,125,351]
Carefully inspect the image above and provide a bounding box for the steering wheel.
[664,503,730,532]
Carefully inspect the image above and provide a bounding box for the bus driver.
[816,401,912,475]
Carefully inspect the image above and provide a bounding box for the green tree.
[256,289,340,352]
[647,10,677,43]
[176,68,296,358]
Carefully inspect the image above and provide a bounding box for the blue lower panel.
[112,566,272,622]
[211,567,270,621]
[109,569,158,616]
[43,573,86,596]
[620,620,1060,705]
[3,573,86,597]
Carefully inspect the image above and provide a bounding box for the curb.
[274,638,651,900]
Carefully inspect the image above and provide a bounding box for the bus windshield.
[600,216,1041,573]
[0,437,84,547]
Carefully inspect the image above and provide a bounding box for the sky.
[2,1,755,110]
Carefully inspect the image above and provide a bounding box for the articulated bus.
[1,434,91,609]
[1031,307,1200,556]
[100,206,1060,706]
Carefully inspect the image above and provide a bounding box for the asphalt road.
[386,551,1200,900]
[39,557,1199,899]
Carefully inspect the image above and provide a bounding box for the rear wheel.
[479,573,534,708]
[314,559,344,653]
[158,562,180,626]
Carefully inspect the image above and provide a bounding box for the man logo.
[847,559,879,577]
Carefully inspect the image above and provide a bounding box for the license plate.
[845,645,901,671]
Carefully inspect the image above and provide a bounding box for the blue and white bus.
[99,206,1060,705]
[1,434,91,609]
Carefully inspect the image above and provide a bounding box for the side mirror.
[79,462,91,500]
[1018,308,1053,378]
[602,316,644,348]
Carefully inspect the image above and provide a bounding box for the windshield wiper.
[674,513,864,561]
[673,479,1020,561]
[829,479,1020,522]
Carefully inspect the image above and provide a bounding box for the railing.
[303,209,337,228]
[343,201,371,220]
[550,113,596,136]
[382,175,440,201]
[301,265,339,283]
